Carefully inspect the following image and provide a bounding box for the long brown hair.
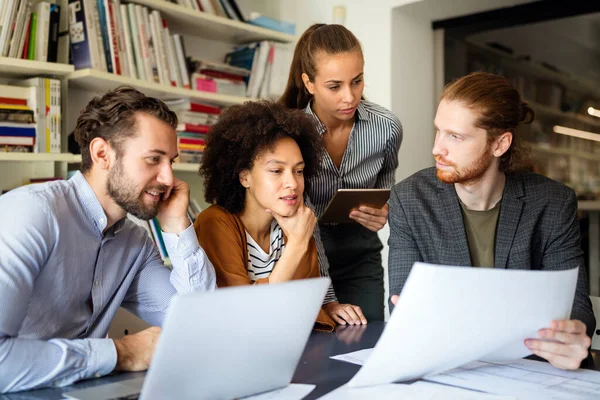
[278,24,363,110]
[441,72,534,173]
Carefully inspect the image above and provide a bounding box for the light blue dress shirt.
[0,171,216,393]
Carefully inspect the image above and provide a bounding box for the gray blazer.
[388,167,596,338]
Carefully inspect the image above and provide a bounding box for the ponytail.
[278,23,363,110]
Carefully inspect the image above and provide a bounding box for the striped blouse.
[303,100,403,219]
[245,220,285,283]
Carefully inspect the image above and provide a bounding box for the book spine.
[96,0,113,72]
[127,3,144,80]
[162,22,179,87]
[148,10,166,85]
[173,34,189,88]
[88,0,106,70]
[19,7,32,59]
[8,0,27,58]
[119,4,135,78]
[135,5,153,83]
[26,11,36,59]
[44,78,51,153]
[46,4,60,62]
[34,1,50,61]
[1,0,19,57]
[112,0,128,76]
[80,0,102,70]
[141,6,158,83]
[105,0,120,74]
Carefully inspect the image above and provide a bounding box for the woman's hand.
[267,198,316,251]
[323,302,367,326]
[349,203,389,232]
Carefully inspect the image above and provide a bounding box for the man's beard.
[107,160,167,220]
[435,144,494,186]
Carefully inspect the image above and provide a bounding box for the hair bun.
[520,102,535,124]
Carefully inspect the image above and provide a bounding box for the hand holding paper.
[348,262,579,387]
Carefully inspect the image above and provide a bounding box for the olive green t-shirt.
[459,200,501,268]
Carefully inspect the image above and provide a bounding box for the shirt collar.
[303,100,370,135]
[70,171,126,236]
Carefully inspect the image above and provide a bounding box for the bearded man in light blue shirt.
[0,87,216,393]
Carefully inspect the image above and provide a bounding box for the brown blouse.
[194,205,335,332]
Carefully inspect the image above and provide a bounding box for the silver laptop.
[64,277,330,400]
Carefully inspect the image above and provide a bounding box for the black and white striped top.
[303,100,403,219]
[246,220,285,282]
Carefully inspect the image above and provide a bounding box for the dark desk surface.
[2,321,598,400]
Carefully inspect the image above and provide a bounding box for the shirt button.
[178,243,186,250]
[94,280,100,287]
[99,218,105,224]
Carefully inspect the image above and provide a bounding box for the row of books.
[69,0,190,88]
[0,79,61,153]
[188,58,250,97]
[168,0,295,35]
[226,40,293,99]
[0,0,67,62]
[166,99,220,164]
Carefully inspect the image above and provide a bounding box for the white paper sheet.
[330,348,372,365]
[426,359,600,399]
[348,262,578,387]
[318,381,516,399]
[242,384,316,400]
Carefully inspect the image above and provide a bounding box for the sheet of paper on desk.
[330,348,372,365]
[347,262,578,387]
[317,381,517,399]
[426,359,600,399]
[241,384,316,400]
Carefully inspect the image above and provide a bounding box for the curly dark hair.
[201,100,324,214]
[74,86,177,172]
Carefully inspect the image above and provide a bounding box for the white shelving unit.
[528,100,600,130]
[0,152,200,172]
[529,143,600,162]
[0,57,74,78]
[67,68,253,106]
[0,153,81,163]
[125,0,296,43]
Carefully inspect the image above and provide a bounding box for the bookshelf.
[464,39,600,100]
[0,57,74,78]
[67,68,253,106]
[125,0,296,44]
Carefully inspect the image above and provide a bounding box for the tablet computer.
[319,189,391,224]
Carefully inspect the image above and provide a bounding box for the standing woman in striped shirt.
[279,24,403,321]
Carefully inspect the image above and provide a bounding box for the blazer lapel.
[494,174,525,269]
[438,183,472,266]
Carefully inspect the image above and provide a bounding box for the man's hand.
[157,177,190,233]
[323,302,367,326]
[349,203,389,232]
[113,326,162,372]
[267,197,316,251]
[525,319,591,370]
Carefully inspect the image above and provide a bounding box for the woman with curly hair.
[193,101,366,329]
